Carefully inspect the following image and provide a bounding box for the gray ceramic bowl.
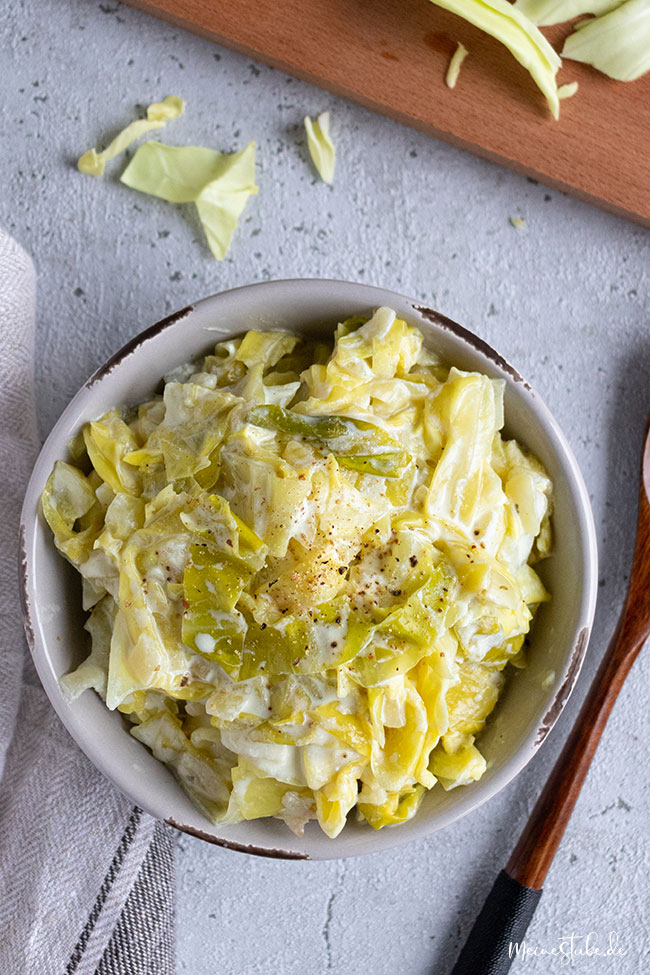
[20,280,598,860]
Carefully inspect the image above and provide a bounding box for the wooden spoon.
[449,420,650,975]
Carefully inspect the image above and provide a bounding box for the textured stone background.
[3,1,650,972]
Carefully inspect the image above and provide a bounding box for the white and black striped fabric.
[0,230,176,975]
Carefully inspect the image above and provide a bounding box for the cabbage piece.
[224,759,314,828]
[60,596,117,701]
[358,784,425,829]
[368,684,428,792]
[78,96,184,176]
[426,368,506,532]
[83,411,142,496]
[514,0,620,24]
[235,330,298,369]
[314,761,366,837]
[105,489,205,709]
[120,141,258,260]
[248,404,409,476]
[345,564,455,686]
[139,381,242,483]
[427,0,561,117]
[304,112,336,184]
[429,740,487,789]
[446,42,469,88]
[441,661,503,753]
[131,710,233,819]
[301,308,424,418]
[562,0,650,80]
[557,81,579,99]
[41,461,104,565]
[182,541,250,672]
[217,426,315,560]
[413,656,456,787]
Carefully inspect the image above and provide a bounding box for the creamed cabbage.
[42,308,552,837]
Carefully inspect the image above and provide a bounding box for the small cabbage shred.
[77,96,184,177]
[428,0,561,117]
[43,308,552,838]
[120,141,258,260]
[304,112,336,184]
[446,43,469,88]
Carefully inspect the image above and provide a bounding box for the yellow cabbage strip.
[78,96,184,177]
[562,0,650,80]
[304,112,336,184]
[446,43,469,88]
[427,0,561,118]
[120,141,258,260]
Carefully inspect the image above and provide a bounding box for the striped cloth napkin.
[0,228,176,975]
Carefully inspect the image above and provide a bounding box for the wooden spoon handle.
[449,871,541,975]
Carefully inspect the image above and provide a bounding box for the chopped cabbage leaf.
[120,141,258,260]
[514,0,621,25]
[446,43,469,88]
[60,596,117,701]
[304,112,336,184]
[41,461,105,565]
[46,309,552,838]
[427,0,561,117]
[562,0,650,80]
[78,96,184,177]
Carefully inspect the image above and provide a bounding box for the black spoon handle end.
[449,870,542,975]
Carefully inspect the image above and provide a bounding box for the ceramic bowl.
[20,279,598,860]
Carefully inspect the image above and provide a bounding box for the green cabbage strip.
[78,96,184,177]
[562,0,650,80]
[345,564,453,686]
[427,0,561,117]
[247,404,409,476]
[513,0,621,25]
[304,112,336,183]
[120,141,258,260]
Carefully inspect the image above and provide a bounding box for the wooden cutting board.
[124,0,650,227]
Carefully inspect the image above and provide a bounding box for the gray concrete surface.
[3,1,650,972]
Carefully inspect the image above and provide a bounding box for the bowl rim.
[20,278,599,860]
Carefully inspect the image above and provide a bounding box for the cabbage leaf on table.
[304,112,336,184]
[120,141,258,260]
[78,96,184,177]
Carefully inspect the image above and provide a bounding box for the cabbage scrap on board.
[42,308,552,838]
[78,96,184,177]
[446,43,469,88]
[120,141,258,260]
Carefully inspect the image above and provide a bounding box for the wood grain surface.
[122,0,650,227]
